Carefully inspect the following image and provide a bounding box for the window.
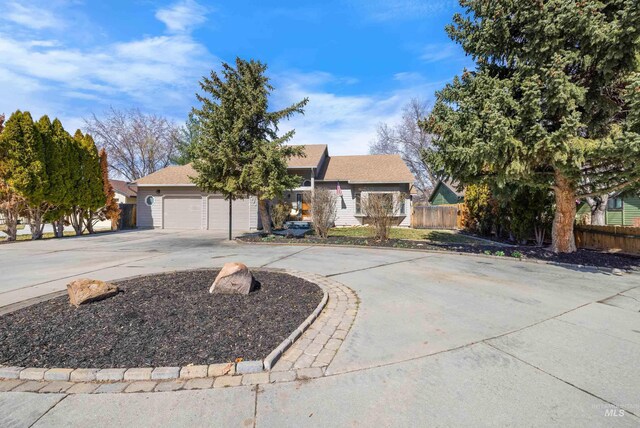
[303,180,312,187]
[399,196,406,215]
[607,197,623,210]
[145,195,155,206]
[355,193,361,215]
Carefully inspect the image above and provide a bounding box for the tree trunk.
[27,205,45,240]
[551,171,577,253]
[53,217,65,238]
[258,197,272,234]
[86,211,95,234]
[70,207,85,236]
[588,195,608,226]
[228,198,233,241]
[2,210,18,241]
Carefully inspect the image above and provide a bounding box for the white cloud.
[155,0,209,34]
[3,1,64,30]
[272,71,443,155]
[0,0,215,123]
[420,43,460,63]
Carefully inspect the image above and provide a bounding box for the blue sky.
[0,0,473,154]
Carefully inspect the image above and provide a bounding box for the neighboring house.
[576,194,640,226]
[110,180,137,204]
[133,144,415,230]
[428,180,465,205]
[605,194,640,226]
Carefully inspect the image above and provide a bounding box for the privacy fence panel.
[412,205,460,229]
[574,225,640,255]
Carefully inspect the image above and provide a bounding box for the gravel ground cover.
[239,234,639,271]
[0,270,323,368]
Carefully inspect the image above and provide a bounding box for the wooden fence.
[575,225,640,255]
[412,204,462,229]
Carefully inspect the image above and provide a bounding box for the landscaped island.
[0,270,323,368]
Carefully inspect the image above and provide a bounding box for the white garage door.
[164,196,202,229]
[208,196,251,231]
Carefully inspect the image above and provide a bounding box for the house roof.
[135,164,197,186]
[318,154,415,183]
[287,144,327,169]
[110,179,137,197]
[134,147,415,186]
[427,179,465,203]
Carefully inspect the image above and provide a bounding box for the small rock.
[612,268,624,276]
[67,278,119,307]
[209,263,256,295]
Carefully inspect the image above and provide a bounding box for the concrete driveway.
[1,229,639,427]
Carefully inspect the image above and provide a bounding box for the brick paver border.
[0,268,358,394]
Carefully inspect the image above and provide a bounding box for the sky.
[0,0,473,155]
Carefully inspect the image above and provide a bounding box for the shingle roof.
[287,144,327,168]
[135,164,197,185]
[318,154,415,183]
[134,147,415,186]
[110,179,138,197]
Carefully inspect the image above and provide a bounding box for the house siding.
[315,182,411,227]
[607,196,640,226]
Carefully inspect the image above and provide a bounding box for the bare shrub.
[307,188,337,239]
[362,193,406,241]
[271,201,289,230]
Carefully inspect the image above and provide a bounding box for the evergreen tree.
[0,113,27,241]
[192,58,308,235]
[46,119,75,238]
[69,130,105,235]
[1,111,49,239]
[172,112,201,165]
[423,1,640,252]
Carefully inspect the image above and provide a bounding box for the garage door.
[208,196,251,231]
[164,196,202,229]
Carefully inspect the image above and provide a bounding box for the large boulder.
[67,278,119,307]
[209,263,256,295]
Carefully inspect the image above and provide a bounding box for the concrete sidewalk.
[1,229,639,427]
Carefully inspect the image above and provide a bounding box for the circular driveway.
[1,229,639,427]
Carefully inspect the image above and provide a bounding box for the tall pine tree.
[424,1,640,252]
[69,130,105,235]
[0,113,28,241]
[1,111,49,239]
[192,58,308,235]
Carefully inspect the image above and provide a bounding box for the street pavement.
[1,229,638,427]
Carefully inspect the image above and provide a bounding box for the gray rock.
[209,262,256,295]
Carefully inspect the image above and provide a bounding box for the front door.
[300,194,311,220]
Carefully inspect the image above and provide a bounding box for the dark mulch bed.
[0,270,323,368]
[239,234,640,271]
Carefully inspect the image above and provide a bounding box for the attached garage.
[163,196,203,229]
[208,196,252,231]
[135,165,259,231]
